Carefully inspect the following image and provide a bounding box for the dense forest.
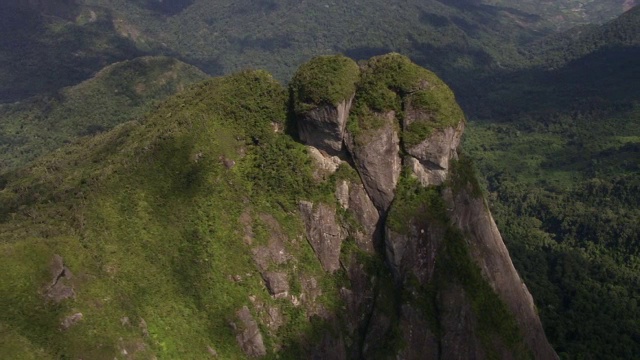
[464,6,640,357]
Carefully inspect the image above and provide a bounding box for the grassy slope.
[0,71,337,358]
[0,56,207,172]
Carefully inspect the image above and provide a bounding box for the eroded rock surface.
[262,271,289,298]
[345,111,402,211]
[234,306,267,358]
[406,122,465,186]
[335,179,380,252]
[298,98,353,155]
[251,213,290,272]
[44,254,75,303]
[385,222,445,284]
[299,201,346,273]
[450,187,559,360]
[307,146,343,180]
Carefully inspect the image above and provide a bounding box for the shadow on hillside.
[0,6,144,103]
[457,45,640,120]
[134,0,196,16]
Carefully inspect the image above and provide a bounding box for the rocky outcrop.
[262,272,289,299]
[449,187,558,360]
[44,254,75,303]
[345,111,402,211]
[405,122,465,186]
[299,201,346,273]
[290,54,556,359]
[298,98,353,156]
[335,179,380,252]
[233,306,267,358]
[250,213,291,271]
[307,146,343,180]
[60,312,83,331]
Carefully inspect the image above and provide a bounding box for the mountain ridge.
[0,56,207,172]
[0,54,556,359]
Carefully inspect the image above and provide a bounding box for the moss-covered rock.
[290,55,359,154]
[290,55,360,114]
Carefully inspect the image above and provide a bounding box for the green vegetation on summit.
[346,53,464,147]
[290,55,360,113]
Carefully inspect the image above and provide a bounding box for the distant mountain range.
[0,0,633,104]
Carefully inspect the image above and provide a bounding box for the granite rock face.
[335,179,380,252]
[299,201,346,273]
[290,54,556,360]
[307,146,343,180]
[405,121,465,186]
[345,111,402,212]
[449,187,559,360]
[297,98,353,156]
[234,306,267,358]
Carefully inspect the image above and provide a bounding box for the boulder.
[44,254,75,303]
[262,272,289,298]
[60,312,83,331]
[307,146,343,180]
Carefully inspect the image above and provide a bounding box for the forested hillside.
[0,2,146,103]
[2,0,629,104]
[464,7,640,357]
[0,55,555,359]
[0,56,207,171]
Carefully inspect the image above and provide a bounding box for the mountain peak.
[0,54,556,359]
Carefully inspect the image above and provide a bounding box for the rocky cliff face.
[291,53,558,359]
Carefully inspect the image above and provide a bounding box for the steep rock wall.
[292,53,558,359]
